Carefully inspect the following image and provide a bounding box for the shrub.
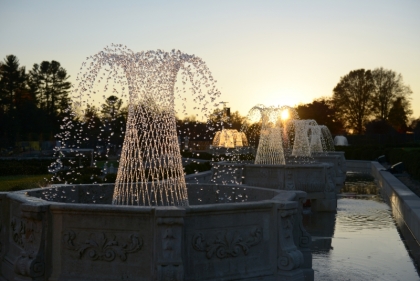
[184,161,211,175]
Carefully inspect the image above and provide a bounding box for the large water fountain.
[0,47,312,281]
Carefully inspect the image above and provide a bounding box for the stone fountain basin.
[0,183,312,281]
[311,151,347,192]
[212,162,337,212]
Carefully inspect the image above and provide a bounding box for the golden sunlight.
[281,109,289,120]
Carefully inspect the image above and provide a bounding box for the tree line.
[332,68,415,134]
[0,55,131,153]
[0,55,71,148]
[1,53,419,154]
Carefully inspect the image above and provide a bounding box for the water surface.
[303,175,420,280]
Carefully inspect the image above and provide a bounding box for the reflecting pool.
[303,173,420,281]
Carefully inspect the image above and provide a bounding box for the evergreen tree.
[388,97,410,133]
[29,60,71,117]
[0,55,28,112]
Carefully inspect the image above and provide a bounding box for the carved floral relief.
[192,227,263,259]
[63,231,143,262]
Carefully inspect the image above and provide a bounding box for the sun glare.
[281,109,289,120]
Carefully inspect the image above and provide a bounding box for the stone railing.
[0,183,313,281]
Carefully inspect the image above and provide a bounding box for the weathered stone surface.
[372,161,420,245]
[0,184,312,281]
[312,152,346,193]
[212,162,339,212]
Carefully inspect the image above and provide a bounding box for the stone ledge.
[372,162,420,243]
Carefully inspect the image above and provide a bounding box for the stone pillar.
[155,208,186,281]
[292,191,314,281]
[1,194,49,281]
[276,201,304,281]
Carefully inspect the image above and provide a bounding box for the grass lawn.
[0,174,51,192]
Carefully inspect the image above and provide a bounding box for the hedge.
[388,148,420,180]
[0,159,52,176]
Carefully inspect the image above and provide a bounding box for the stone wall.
[372,162,420,244]
[212,162,337,212]
[0,184,313,281]
[346,160,372,174]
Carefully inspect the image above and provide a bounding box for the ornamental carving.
[162,227,177,260]
[278,249,303,271]
[10,218,37,248]
[11,218,25,247]
[63,231,143,262]
[14,251,45,278]
[295,197,311,249]
[192,227,262,259]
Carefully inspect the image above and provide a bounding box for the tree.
[0,55,28,112]
[388,97,410,133]
[295,98,344,134]
[101,95,123,120]
[365,119,396,135]
[332,69,375,134]
[208,108,247,130]
[29,60,71,117]
[411,118,420,136]
[371,67,412,121]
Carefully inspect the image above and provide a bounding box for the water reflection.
[303,175,420,281]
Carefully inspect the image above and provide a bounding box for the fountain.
[212,129,248,148]
[0,47,312,281]
[248,105,286,165]
[212,105,340,213]
[291,120,317,158]
[308,125,347,192]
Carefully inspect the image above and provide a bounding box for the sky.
[1,0,419,120]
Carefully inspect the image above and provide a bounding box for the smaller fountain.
[334,135,349,146]
[212,129,248,148]
[291,120,318,158]
[248,105,286,165]
[308,124,324,153]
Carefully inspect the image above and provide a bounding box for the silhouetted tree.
[0,55,39,146]
[29,60,71,117]
[208,108,247,130]
[365,119,396,135]
[388,97,410,133]
[101,95,123,120]
[411,118,420,136]
[371,67,412,120]
[295,98,344,134]
[0,55,28,112]
[332,69,375,134]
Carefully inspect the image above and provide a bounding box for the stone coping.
[370,161,420,244]
[350,160,420,244]
[0,184,311,281]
